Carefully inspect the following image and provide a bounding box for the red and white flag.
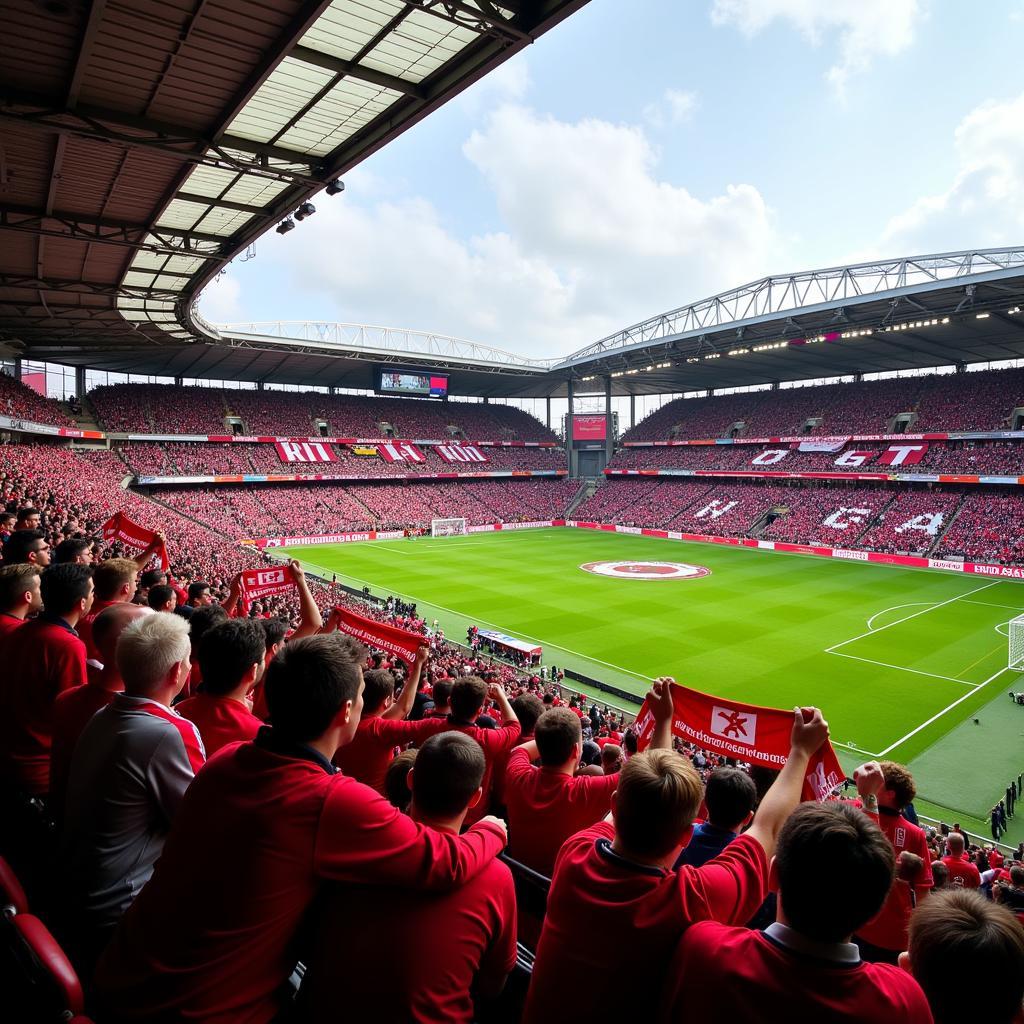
[878,443,928,466]
[434,444,490,464]
[334,606,424,665]
[632,683,844,802]
[100,511,169,569]
[237,564,296,614]
[275,441,336,464]
[376,442,426,463]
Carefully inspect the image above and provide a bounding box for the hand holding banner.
[237,564,297,614]
[632,682,844,802]
[100,511,170,569]
[333,606,425,665]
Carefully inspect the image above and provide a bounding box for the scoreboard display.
[375,368,449,398]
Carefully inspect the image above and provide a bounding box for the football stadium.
[2,1,1024,1021]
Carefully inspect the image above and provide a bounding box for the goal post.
[430,517,467,538]
[1010,614,1024,671]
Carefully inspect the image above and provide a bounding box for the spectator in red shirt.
[661,766,932,1023]
[523,683,829,1023]
[941,832,982,889]
[0,563,42,644]
[0,563,93,797]
[50,602,153,810]
[505,706,621,877]
[852,761,933,963]
[903,889,1024,1024]
[78,557,140,661]
[95,633,509,1024]
[176,618,266,756]
[305,731,517,1023]
[2,528,52,568]
[443,676,521,826]
[334,648,446,793]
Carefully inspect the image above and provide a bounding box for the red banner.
[274,440,337,463]
[334,606,424,665]
[237,564,296,614]
[376,442,426,463]
[632,683,844,802]
[100,511,169,569]
[572,414,607,441]
[434,444,490,464]
[878,443,928,466]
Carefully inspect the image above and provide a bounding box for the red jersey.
[0,614,88,795]
[661,921,933,1023]
[523,823,768,1022]
[0,611,26,646]
[176,693,263,757]
[504,746,618,876]
[306,837,516,1023]
[443,719,521,826]
[77,598,120,662]
[942,854,981,889]
[95,732,506,1024]
[854,809,933,951]
[333,715,448,794]
[50,674,122,809]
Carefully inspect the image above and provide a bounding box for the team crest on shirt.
[579,561,711,581]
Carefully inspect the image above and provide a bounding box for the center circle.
[580,560,711,580]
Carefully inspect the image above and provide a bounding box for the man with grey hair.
[60,612,205,969]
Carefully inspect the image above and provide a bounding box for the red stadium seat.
[0,855,29,917]
[8,913,85,1020]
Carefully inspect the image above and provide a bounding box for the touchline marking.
[294,559,653,685]
[832,740,881,758]
[826,581,1000,653]
[826,651,977,687]
[877,666,1011,758]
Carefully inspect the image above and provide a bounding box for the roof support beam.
[0,274,184,301]
[290,47,426,98]
[175,192,271,216]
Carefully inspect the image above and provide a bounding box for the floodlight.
[275,218,295,235]
[294,202,316,221]
[325,179,345,196]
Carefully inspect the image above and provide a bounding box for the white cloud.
[644,88,698,128]
[710,0,922,94]
[880,91,1024,254]
[198,274,243,323]
[209,104,780,357]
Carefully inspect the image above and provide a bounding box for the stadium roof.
[0,0,589,366]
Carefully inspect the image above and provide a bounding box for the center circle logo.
[580,560,711,580]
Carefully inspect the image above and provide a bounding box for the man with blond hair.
[523,683,830,1023]
[61,612,203,961]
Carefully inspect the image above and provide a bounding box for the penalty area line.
[825,651,977,688]
[876,665,1012,758]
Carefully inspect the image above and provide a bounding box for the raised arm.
[133,530,166,570]
[743,707,829,859]
[288,559,324,639]
[383,645,429,721]
[488,682,518,726]
[646,676,676,750]
[221,572,242,616]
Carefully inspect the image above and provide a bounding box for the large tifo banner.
[237,564,296,614]
[630,683,844,802]
[100,512,169,569]
[275,441,336,463]
[376,441,426,463]
[434,444,489,464]
[334,606,424,664]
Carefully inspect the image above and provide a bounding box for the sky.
[198,0,1024,362]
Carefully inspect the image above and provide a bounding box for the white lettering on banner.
[833,549,869,561]
[894,513,945,536]
[275,441,335,464]
[256,569,286,586]
[435,444,489,464]
[822,507,873,530]
[618,526,641,535]
[710,707,758,746]
[878,443,929,467]
[377,442,426,463]
[806,762,843,802]
[835,450,877,467]
[928,559,965,571]
[695,499,738,520]
[751,449,789,466]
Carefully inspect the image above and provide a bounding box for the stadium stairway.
[926,493,970,557]
[565,478,597,518]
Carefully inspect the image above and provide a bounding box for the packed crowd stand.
[622,367,1024,441]
[86,383,558,442]
[1,519,1023,1020]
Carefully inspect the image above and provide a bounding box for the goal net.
[431,517,467,538]
[1010,614,1024,672]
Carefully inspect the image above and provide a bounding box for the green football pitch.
[281,527,1024,825]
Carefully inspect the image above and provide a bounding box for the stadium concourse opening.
[4,0,1024,1020]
